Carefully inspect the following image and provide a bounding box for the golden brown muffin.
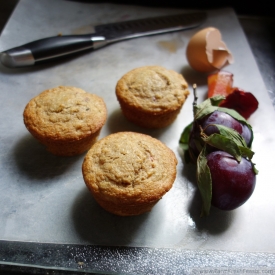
[115,66,189,128]
[23,86,107,156]
[82,131,177,216]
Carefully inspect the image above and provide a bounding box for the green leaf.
[214,124,247,147]
[217,106,249,125]
[201,133,242,162]
[203,124,255,160]
[197,95,225,111]
[202,121,258,170]
[179,122,196,163]
[194,95,225,120]
[179,122,193,151]
[239,147,254,160]
[217,107,254,147]
[195,105,219,121]
[196,146,212,216]
[209,95,226,106]
[252,163,259,175]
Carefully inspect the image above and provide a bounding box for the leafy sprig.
[179,85,258,216]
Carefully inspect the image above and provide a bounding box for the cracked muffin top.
[23,86,107,141]
[115,66,189,114]
[82,131,177,204]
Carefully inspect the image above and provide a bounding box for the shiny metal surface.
[90,36,107,49]
[0,1,275,273]
[0,11,206,67]
[0,47,34,67]
[95,11,207,41]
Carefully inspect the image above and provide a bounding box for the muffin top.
[116,66,189,114]
[23,86,107,141]
[82,132,177,204]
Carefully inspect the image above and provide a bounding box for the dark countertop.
[238,15,275,107]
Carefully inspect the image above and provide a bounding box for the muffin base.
[92,193,159,216]
[119,102,181,128]
[34,129,101,156]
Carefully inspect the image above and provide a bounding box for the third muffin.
[82,131,177,216]
[115,65,189,128]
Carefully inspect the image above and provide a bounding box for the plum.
[200,111,252,146]
[206,151,256,211]
[188,110,252,162]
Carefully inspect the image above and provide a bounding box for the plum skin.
[206,151,256,211]
[201,111,252,146]
[188,110,253,162]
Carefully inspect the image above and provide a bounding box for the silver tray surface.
[0,0,275,273]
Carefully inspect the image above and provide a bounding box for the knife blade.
[0,11,206,68]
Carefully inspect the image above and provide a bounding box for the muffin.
[115,66,189,128]
[23,86,107,156]
[82,132,177,216]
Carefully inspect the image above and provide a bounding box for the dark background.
[73,0,275,17]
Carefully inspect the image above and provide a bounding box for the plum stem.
[193,83,198,118]
[199,125,208,139]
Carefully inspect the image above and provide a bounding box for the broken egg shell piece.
[186,27,234,73]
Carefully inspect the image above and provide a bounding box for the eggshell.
[186,27,233,73]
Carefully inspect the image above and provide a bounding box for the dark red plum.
[206,151,256,211]
[201,111,252,146]
[188,110,253,162]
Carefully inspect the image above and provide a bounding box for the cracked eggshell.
[186,27,234,73]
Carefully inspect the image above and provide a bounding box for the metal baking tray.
[0,1,275,273]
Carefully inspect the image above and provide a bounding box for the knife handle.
[0,35,107,68]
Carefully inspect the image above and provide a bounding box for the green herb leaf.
[195,105,219,121]
[239,147,255,160]
[209,95,226,106]
[217,107,253,145]
[197,95,225,112]
[215,124,247,147]
[201,133,242,162]
[197,146,212,216]
[252,163,259,175]
[217,106,250,126]
[179,122,193,151]
[201,124,255,161]
[194,96,225,120]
